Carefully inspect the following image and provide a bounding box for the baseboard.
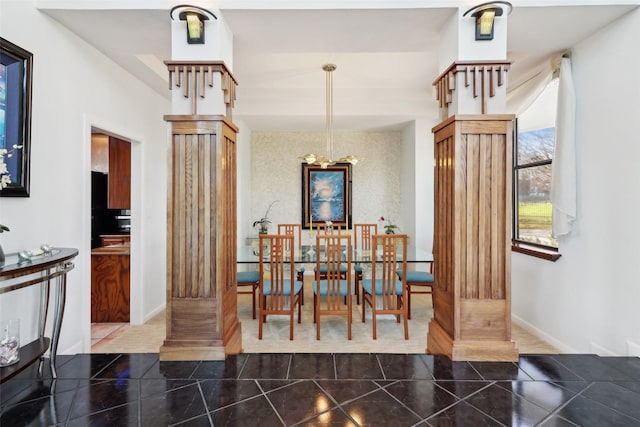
[144,303,166,323]
[589,341,617,356]
[626,340,640,357]
[60,339,85,355]
[511,315,577,354]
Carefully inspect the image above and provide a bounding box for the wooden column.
[159,115,242,360]
[428,115,518,361]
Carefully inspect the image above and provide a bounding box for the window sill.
[511,241,561,262]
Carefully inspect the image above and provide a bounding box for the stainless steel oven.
[114,211,131,233]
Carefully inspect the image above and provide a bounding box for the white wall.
[0,1,169,353]
[402,118,436,253]
[400,123,417,244]
[236,119,252,249]
[511,8,640,356]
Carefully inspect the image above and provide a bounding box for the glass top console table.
[0,247,78,383]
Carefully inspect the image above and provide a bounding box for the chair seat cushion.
[237,271,260,283]
[263,280,303,297]
[354,265,363,272]
[313,280,352,297]
[396,270,434,283]
[361,279,403,296]
[314,264,348,273]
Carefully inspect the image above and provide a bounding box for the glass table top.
[238,244,432,264]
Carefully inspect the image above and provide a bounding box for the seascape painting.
[301,163,352,229]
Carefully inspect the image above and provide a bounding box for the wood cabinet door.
[91,254,130,322]
[108,136,131,209]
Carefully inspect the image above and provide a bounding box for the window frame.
[511,119,561,262]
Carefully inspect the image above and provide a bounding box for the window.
[513,79,559,251]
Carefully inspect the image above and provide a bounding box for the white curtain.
[550,57,577,237]
[506,58,555,115]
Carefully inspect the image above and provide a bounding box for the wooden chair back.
[258,234,302,340]
[277,223,302,256]
[371,234,407,311]
[277,223,302,245]
[361,233,409,339]
[354,223,377,257]
[314,233,352,339]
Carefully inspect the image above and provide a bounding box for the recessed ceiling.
[40,3,637,131]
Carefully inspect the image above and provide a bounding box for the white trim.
[512,314,577,354]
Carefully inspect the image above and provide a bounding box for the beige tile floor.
[91,276,559,354]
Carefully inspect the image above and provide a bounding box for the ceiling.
[41,2,636,132]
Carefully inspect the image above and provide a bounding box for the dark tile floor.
[2,353,640,426]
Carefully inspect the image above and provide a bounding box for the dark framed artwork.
[302,163,352,230]
[0,37,32,197]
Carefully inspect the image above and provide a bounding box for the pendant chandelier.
[301,64,360,169]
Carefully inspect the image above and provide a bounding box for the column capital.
[165,61,238,118]
[433,60,510,119]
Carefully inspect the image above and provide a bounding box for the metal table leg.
[49,263,70,378]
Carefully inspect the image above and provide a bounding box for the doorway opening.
[90,129,132,349]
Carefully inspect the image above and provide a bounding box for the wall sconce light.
[170,4,217,44]
[463,1,512,41]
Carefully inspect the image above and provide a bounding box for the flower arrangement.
[379,216,398,234]
[0,144,22,233]
[253,200,279,234]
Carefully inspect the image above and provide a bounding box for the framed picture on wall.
[0,37,33,197]
[302,163,352,230]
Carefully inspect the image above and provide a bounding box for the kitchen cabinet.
[91,133,131,209]
[91,245,130,322]
[101,234,130,247]
[108,137,131,209]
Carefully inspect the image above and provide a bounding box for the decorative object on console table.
[253,199,279,234]
[0,37,32,197]
[0,319,19,367]
[379,216,398,234]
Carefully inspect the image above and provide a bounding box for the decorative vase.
[0,243,5,264]
[385,229,394,234]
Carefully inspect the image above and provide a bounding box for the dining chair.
[313,234,353,340]
[353,223,377,305]
[237,270,259,319]
[258,234,303,340]
[277,223,306,304]
[314,223,348,281]
[361,234,409,340]
[396,264,434,320]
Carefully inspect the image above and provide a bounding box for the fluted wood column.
[159,115,242,360]
[428,115,518,361]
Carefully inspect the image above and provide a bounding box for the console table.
[0,247,78,383]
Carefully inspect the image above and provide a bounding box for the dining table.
[237,238,433,317]
[237,242,433,265]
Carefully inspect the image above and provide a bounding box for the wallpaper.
[250,131,402,244]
